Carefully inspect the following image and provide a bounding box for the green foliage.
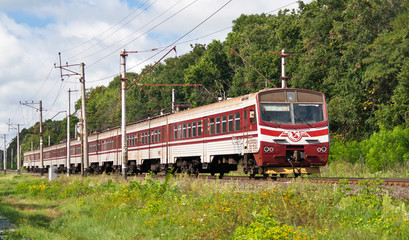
[329,125,409,173]
[1,175,409,239]
[364,126,409,171]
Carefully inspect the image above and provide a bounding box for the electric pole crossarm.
[55,52,81,81]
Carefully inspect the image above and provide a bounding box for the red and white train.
[24,88,329,177]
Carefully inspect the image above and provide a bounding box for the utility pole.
[20,101,44,175]
[7,120,21,174]
[16,124,20,174]
[118,47,177,179]
[3,134,6,173]
[120,49,128,180]
[281,49,287,88]
[80,63,89,176]
[172,89,175,114]
[39,100,43,174]
[55,53,88,177]
[11,148,13,170]
[66,89,77,176]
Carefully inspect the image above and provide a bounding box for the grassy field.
[0,173,408,239]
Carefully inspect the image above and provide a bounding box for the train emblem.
[280,131,310,142]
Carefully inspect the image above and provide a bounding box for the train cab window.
[192,121,197,138]
[215,117,220,134]
[187,122,191,138]
[228,114,233,132]
[235,112,241,132]
[244,110,248,121]
[294,104,324,124]
[209,118,215,135]
[183,123,187,139]
[222,115,227,134]
[198,120,202,137]
[260,103,291,124]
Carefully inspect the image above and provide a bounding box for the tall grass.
[0,173,408,239]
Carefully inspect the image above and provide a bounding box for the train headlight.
[264,146,274,153]
[287,92,296,102]
[317,147,327,153]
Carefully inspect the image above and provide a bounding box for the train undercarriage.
[25,150,320,178]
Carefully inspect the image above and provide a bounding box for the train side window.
[174,125,177,140]
[192,121,197,138]
[183,123,187,139]
[198,120,202,137]
[222,115,227,134]
[215,116,221,134]
[70,146,75,155]
[235,112,241,132]
[209,118,215,135]
[187,122,191,138]
[154,130,158,143]
[158,129,161,142]
[178,124,182,139]
[244,110,248,121]
[228,114,233,132]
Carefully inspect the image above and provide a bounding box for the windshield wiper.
[261,108,281,128]
[293,111,313,128]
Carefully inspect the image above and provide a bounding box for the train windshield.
[260,103,324,125]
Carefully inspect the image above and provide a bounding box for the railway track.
[199,174,409,187]
[5,170,409,188]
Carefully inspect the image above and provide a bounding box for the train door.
[244,106,258,154]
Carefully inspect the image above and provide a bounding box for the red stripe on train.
[260,128,328,137]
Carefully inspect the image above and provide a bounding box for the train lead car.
[24,88,329,177]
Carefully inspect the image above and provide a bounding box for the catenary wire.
[86,0,199,69]
[61,0,153,55]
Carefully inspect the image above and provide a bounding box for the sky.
[0,0,308,147]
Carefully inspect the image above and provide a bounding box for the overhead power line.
[62,0,154,56]
[87,0,198,69]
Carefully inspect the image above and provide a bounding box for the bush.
[363,125,409,171]
[329,125,409,173]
